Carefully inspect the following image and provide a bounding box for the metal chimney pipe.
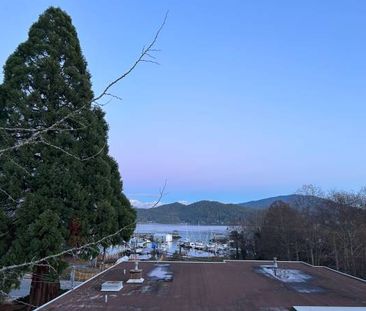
[273,257,278,276]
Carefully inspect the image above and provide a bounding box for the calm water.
[135,223,229,241]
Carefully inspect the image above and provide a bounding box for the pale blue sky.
[1,1,365,205]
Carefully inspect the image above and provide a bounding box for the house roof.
[36,260,366,311]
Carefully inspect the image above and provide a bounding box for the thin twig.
[0,221,136,273]
[92,11,168,103]
[0,290,37,309]
[0,187,16,202]
[0,177,168,273]
[40,136,106,161]
[151,179,167,208]
[8,157,31,175]
[0,11,168,157]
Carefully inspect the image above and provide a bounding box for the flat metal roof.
[294,307,366,311]
[36,260,366,311]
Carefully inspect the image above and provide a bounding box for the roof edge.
[34,262,119,310]
[34,259,366,310]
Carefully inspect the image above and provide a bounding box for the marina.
[107,223,232,260]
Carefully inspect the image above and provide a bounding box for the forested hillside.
[238,194,329,209]
[135,195,328,224]
[229,189,366,279]
[136,201,252,225]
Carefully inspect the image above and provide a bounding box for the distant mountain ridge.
[136,200,249,225]
[135,194,328,225]
[237,194,329,209]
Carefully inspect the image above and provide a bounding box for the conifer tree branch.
[0,10,168,305]
[0,11,167,157]
[0,178,167,274]
[39,136,106,161]
[0,221,136,273]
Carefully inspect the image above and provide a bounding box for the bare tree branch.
[92,10,168,103]
[0,289,37,309]
[0,221,137,273]
[0,187,16,203]
[7,157,31,175]
[151,179,167,208]
[0,11,168,158]
[39,136,106,162]
[104,93,123,101]
[0,127,40,132]
[0,177,168,273]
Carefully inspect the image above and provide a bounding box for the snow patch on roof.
[260,265,311,283]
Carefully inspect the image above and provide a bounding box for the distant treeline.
[229,185,366,279]
[135,193,330,225]
[136,201,251,225]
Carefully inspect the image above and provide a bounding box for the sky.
[1,1,366,207]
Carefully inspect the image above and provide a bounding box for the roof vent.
[127,260,144,284]
[273,257,278,276]
[101,281,123,292]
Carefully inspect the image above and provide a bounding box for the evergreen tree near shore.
[0,7,135,307]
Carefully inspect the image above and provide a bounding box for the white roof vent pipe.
[273,257,278,276]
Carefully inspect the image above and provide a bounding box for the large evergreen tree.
[0,7,135,306]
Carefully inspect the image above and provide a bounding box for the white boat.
[192,241,205,250]
[179,238,191,248]
[135,248,144,254]
[130,237,148,248]
[206,243,218,252]
[155,242,170,252]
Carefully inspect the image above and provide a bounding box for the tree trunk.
[235,241,239,259]
[333,235,339,270]
[295,242,300,261]
[101,246,107,271]
[349,239,356,276]
[310,247,314,266]
[344,242,349,273]
[28,264,60,309]
[286,241,291,261]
